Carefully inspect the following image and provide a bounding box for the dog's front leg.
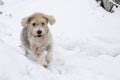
[25,50,29,57]
[38,52,48,67]
[46,45,53,64]
[31,45,48,67]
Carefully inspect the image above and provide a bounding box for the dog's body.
[21,13,55,67]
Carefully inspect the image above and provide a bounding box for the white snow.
[0,0,120,80]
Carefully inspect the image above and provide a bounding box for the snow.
[0,0,120,80]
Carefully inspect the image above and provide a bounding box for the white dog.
[20,13,56,67]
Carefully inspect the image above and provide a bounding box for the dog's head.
[21,13,56,38]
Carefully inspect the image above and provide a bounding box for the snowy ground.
[0,0,120,80]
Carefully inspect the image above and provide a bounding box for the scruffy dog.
[21,13,56,67]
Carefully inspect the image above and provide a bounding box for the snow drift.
[0,0,120,80]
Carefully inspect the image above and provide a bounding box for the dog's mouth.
[37,35,42,37]
[34,35,42,38]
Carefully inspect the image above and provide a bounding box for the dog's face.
[21,13,56,38]
[28,15,48,38]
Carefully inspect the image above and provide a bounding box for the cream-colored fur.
[20,13,56,67]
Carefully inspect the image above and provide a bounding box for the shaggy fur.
[20,13,56,67]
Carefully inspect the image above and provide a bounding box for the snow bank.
[0,0,120,80]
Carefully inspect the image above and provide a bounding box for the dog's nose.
[37,30,42,34]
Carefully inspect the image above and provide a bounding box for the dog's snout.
[37,30,42,34]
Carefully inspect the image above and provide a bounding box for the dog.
[20,13,56,67]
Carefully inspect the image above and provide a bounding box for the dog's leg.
[46,45,53,64]
[31,45,47,67]
[38,53,48,67]
[25,50,29,57]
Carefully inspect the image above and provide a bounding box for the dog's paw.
[37,56,48,67]
[46,53,52,64]
[40,61,48,68]
[43,64,48,68]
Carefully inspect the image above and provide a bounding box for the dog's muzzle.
[34,34,42,38]
[37,30,42,34]
[37,35,42,37]
[35,30,42,37]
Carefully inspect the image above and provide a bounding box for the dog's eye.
[32,23,36,26]
[41,22,45,26]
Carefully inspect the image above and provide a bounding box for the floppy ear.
[21,17,29,27]
[44,14,56,25]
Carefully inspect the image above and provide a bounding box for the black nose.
[37,30,42,34]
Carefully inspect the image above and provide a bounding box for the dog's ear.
[21,16,32,27]
[44,14,56,25]
[21,17,28,27]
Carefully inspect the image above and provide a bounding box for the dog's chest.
[30,38,48,51]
